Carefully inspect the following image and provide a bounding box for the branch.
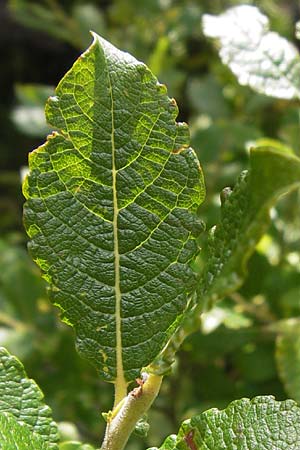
[101,373,162,450]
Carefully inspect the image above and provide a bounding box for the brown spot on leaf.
[184,430,197,450]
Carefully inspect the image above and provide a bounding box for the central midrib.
[108,68,127,407]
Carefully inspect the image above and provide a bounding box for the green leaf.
[11,84,54,138]
[0,347,58,448]
[23,33,205,387]
[276,320,300,404]
[150,396,300,450]
[199,146,300,309]
[0,412,49,450]
[202,5,300,99]
[59,442,95,450]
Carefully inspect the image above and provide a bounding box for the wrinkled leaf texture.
[23,33,205,386]
[150,396,300,450]
[0,347,58,448]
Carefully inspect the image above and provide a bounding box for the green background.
[1,1,300,448]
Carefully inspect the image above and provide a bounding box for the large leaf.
[150,396,300,450]
[23,33,205,388]
[202,5,300,99]
[275,320,300,404]
[0,412,49,450]
[0,347,58,448]
[198,146,300,309]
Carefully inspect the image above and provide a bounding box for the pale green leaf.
[199,146,300,309]
[23,33,205,386]
[11,84,54,138]
[0,412,49,450]
[276,320,300,404]
[0,347,58,448]
[150,396,300,449]
[202,5,300,99]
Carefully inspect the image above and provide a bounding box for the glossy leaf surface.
[23,33,205,386]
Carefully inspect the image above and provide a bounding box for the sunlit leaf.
[203,5,300,99]
[23,33,205,388]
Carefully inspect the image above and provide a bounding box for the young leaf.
[276,320,300,404]
[150,396,300,449]
[202,5,300,99]
[199,146,300,310]
[23,33,205,391]
[0,347,58,448]
[0,412,49,450]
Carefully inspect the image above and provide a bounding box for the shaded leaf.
[203,5,300,99]
[150,396,300,449]
[0,347,58,448]
[23,33,205,387]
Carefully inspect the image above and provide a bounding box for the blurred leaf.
[198,146,300,310]
[187,75,230,119]
[0,239,46,323]
[11,84,54,138]
[276,320,300,404]
[9,0,78,46]
[150,396,300,449]
[203,5,300,99]
[72,4,106,49]
[0,347,58,447]
[59,442,95,450]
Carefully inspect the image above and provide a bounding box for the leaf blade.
[151,396,300,449]
[0,347,58,448]
[23,33,205,384]
[0,412,49,450]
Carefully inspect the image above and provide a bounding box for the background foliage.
[1,0,300,448]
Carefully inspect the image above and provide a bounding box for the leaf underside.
[202,5,300,99]
[198,146,300,310]
[23,33,205,384]
[0,347,58,448]
[150,396,300,450]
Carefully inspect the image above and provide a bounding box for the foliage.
[1,1,300,449]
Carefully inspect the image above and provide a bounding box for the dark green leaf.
[23,33,205,386]
[0,347,58,448]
